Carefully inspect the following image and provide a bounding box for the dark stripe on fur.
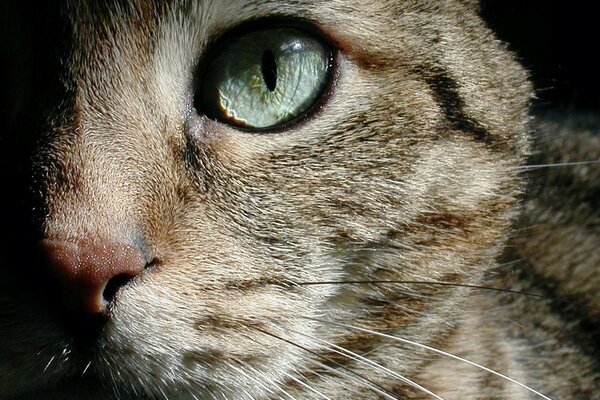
[517,261,600,373]
[424,66,491,143]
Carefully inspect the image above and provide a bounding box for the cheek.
[104,225,330,394]
[406,141,507,211]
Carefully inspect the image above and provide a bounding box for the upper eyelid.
[194,16,338,68]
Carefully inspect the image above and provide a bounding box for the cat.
[0,0,599,399]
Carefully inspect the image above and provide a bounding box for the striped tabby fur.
[0,1,598,399]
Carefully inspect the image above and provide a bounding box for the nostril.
[145,257,161,271]
[102,257,159,305]
[103,273,135,304]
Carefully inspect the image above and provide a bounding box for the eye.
[195,26,333,130]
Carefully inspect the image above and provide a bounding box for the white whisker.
[307,358,401,400]
[250,328,402,400]
[222,362,255,400]
[308,318,552,400]
[290,328,443,400]
[260,372,298,400]
[515,160,600,170]
[292,349,404,400]
[283,371,332,400]
[43,355,56,373]
[81,360,92,377]
[247,364,298,400]
[229,363,284,400]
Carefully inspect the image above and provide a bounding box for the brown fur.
[0,1,598,399]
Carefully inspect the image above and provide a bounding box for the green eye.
[196,27,333,130]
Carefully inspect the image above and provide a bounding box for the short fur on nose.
[40,239,147,317]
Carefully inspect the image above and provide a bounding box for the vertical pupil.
[261,50,277,92]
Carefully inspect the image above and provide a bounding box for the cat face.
[0,1,531,398]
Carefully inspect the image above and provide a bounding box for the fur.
[0,1,598,399]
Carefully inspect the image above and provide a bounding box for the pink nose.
[39,239,147,318]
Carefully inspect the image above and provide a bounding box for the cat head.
[0,1,531,398]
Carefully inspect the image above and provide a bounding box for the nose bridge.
[40,109,147,242]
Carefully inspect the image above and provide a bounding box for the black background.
[482,0,600,112]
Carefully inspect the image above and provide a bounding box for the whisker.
[43,355,56,373]
[257,370,298,400]
[307,318,552,400]
[307,357,403,400]
[228,363,280,400]
[283,372,332,400]
[292,280,546,299]
[514,160,600,171]
[289,328,444,400]
[292,345,410,400]
[218,355,262,400]
[290,352,369,398]
[81,360,92,377]
[228,332,330,400]
[251,327,402,400]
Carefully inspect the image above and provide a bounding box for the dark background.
[482,0,600,112]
